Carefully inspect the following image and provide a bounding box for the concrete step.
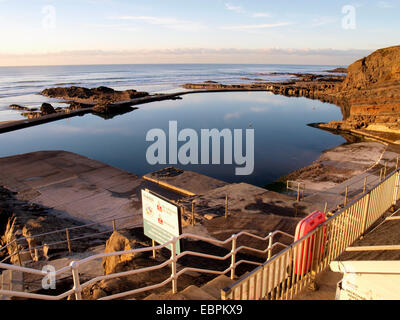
[0,271,10,300]
[144,275,235,300]
[200,275,235,300]
[10,270,24,292]
[0,270,24,300]
[179,285,217,300]
[144,285,216,301]
[144,291,186,300]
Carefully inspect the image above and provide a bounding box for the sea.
[0,64,347,187]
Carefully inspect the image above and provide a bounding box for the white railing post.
[268,232,274,260]
[230,235,237,280]
[70,261,82,300]
[393,171,400,206]
[360,193,371,238]
[171,238,178,294]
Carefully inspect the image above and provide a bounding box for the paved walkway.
[303,145,400,214]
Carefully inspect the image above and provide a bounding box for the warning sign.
[142,189,182,254]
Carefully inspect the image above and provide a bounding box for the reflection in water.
[0,92,346,187]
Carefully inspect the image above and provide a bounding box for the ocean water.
[0,64,344,121]
[0,64,346,187]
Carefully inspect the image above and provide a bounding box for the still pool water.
[0,91,345,187]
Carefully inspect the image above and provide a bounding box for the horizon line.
[0,62,346,68]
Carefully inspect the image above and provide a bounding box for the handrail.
[236,242,289,256]
[0,288,76,301]
[0,225,289,300]
[79,259,173,292]
[75,240,174,266]
[1,214,135,251]
[300,149,396,205]
[0,215,139,264]
[221,168,400,300]
[98,277,173,301]
[2,166,396,301]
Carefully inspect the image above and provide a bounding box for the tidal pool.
[0,91,346,187]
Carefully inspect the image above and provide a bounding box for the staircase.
[144,275,235,300]
[0,270,24,300]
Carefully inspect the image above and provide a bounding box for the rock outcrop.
[182,73,348,117]
[319,45,400,139]
[40,103,56,115]
[41,86,149,104]
[9,104,37,111]
[183,45,400,142]
[81,230,170,300]
[102,230,150,275]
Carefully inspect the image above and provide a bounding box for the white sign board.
[142,189,181,254]
[331,261,400,300]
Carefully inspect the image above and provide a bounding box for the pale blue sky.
[0,0,399,65]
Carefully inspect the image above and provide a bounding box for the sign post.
[142,189,182,255]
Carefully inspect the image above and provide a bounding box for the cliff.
[321,45,400,140]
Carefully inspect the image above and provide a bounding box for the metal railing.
[4,165,397,300]
[306,155,398,215]
[178,195,230,226]
[0,228,293,300]
[221,168,400,300]
[0,215,138,265]
[287,181,306,202]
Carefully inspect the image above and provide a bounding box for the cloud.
[220,22,293,31]
[377,1,395,8]
[0,48,373,66]
[311,16,339,27]
[252,13,272,18]
[225,4,272,18]
[225,3,245,13]
[111,15,206,31]
[0,47,373,58]
[89,23,140,32]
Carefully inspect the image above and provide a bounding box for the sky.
[0,0,399,66]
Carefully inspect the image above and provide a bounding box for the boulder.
[40,103,56,115]
[102,230,150,275]
[0,186,108,265]
[81,230,173,300]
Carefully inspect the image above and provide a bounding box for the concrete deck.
[303,144,400,214]
[0,151,186,229]
[0,151,306,258]
[0,92,186,134]
[143,167,229,196]
[2,149,398,300]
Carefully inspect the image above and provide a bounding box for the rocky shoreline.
[182,72,349,116]
[183,45,400,144]
[3,45,400,144]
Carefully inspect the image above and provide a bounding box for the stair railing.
[221,168,400,300]
[0,228,292,300]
